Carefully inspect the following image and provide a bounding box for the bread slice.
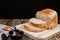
[22,23,45,32]
[36,8,57,22]
[28,18,48,29]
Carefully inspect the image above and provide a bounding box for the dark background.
[0,0,60,19]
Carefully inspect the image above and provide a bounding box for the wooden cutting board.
[15,24,60,40]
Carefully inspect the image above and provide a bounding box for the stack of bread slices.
[22,8,58,32]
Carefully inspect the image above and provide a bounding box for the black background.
[0,0,60,19]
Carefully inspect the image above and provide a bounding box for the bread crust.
[47,15,58,29]
[40,8,53,15]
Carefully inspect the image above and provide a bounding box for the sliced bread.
[22,23,45,32]
[28,18,48,29]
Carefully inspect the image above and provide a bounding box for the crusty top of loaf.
[40,8,54,15]
[36,8,57,21]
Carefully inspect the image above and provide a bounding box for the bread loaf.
[36,8,58,29]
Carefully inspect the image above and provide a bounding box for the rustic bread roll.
[22,23,45,32]
[28,18,48,29]
[36,8,57,22]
